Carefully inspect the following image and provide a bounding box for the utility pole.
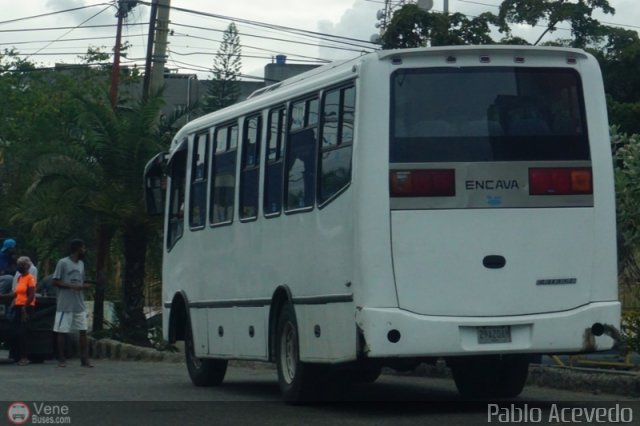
[142,0,159,101]
[110,1,137,108]
[97,0,137,334]
[149,0,171,96]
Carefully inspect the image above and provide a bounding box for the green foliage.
[622,310,640,354]
[498,0,614,47]
[381,4,497,49]
[0,47,169,346]
[203,22,242,113]
[611,127,640,251]
[608,100,640,136]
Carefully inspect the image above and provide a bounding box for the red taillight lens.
[390,169,455,197]
[529,167,592,195]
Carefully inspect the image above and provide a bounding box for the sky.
[1,0,639,81]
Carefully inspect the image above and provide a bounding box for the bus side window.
[210,124,238,225]
[286,98,318,211]
[264,107,286,217]
[167,146,187,250]
[319,85,355,205]
[189,133,209,229]
[240,115,262,220]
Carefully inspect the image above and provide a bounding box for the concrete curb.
[405,361,640,397]
[89,338,183,363]
[88,338,640,397]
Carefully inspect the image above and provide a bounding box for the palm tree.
[13,90,166,345]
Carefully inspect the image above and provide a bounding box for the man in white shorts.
[53,239,93,368]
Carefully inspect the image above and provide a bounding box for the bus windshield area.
[390,67,590,163]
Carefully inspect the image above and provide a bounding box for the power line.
[0,3,112,26]
[168,49,326,64]
[24,5,114,62]
[170,34,331,62]
[0,23,146,33]
[137,1,379,49]
[457,0,640,31]
[170,22,373,54]
[0,34,148,47]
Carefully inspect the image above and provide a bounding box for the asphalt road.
[1,357,638,426]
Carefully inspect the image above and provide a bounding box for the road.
[0,358,637,426]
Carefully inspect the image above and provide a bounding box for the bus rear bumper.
[356,302,621,358]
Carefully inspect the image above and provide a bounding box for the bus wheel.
[185,320,227,386]
[450,355,529,398]
[276,303,318,402]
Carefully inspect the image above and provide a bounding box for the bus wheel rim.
[281,322,297,384]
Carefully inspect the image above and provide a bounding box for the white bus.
[144,45,620,401]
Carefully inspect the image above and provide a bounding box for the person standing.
[52,239,93,368]
[12,256,37,366]
[0,238,17,294]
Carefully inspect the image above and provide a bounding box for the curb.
[89,338,640,397]
[405,361,640,397]
[89,338,183,363]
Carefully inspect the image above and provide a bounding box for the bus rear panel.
[357,47,619,359]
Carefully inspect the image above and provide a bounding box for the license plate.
[477,326,511,344]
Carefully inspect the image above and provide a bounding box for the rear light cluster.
[389,167,592,198]
[390,169,455,197]
[528,167,592,195]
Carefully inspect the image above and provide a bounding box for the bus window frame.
[317,83,355,209]
[210,121,239,228]
[166,139,188,252]
[263,105,287,219]
[239,112,263,223]
[284,96,319,215]
[189,131,209,231]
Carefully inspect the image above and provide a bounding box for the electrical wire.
[457,0,640,31]
[23,5,114,62]
[136,1,379,49]
[170,22,372,54]
[0,3,112,26]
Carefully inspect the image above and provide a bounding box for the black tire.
[185,319,227,386]
[275,303,319,402]
[450,355,529,399]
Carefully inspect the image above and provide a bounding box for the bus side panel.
[232,307,269,359]
[190,308,209,358]
[296,302,357,363]
[580,57,618,303]
[351,64,399,309]
[207,308,235,357]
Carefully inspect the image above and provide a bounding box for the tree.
[497,0,615,47]
[2,48,167,345]
[381,4,497,49]
[203,22,242,113]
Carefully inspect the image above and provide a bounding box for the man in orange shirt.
[12,256,36,366]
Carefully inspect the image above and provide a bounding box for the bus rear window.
[390,67,589,163]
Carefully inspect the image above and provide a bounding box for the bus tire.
[185,320,227,387]
[450,355,529,398]
[275,303,318,402]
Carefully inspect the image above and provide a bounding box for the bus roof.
[169,45,591,153]
[377,45,589,61]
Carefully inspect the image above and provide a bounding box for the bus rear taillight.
[528,167,592,195]
[390,169,456,197]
